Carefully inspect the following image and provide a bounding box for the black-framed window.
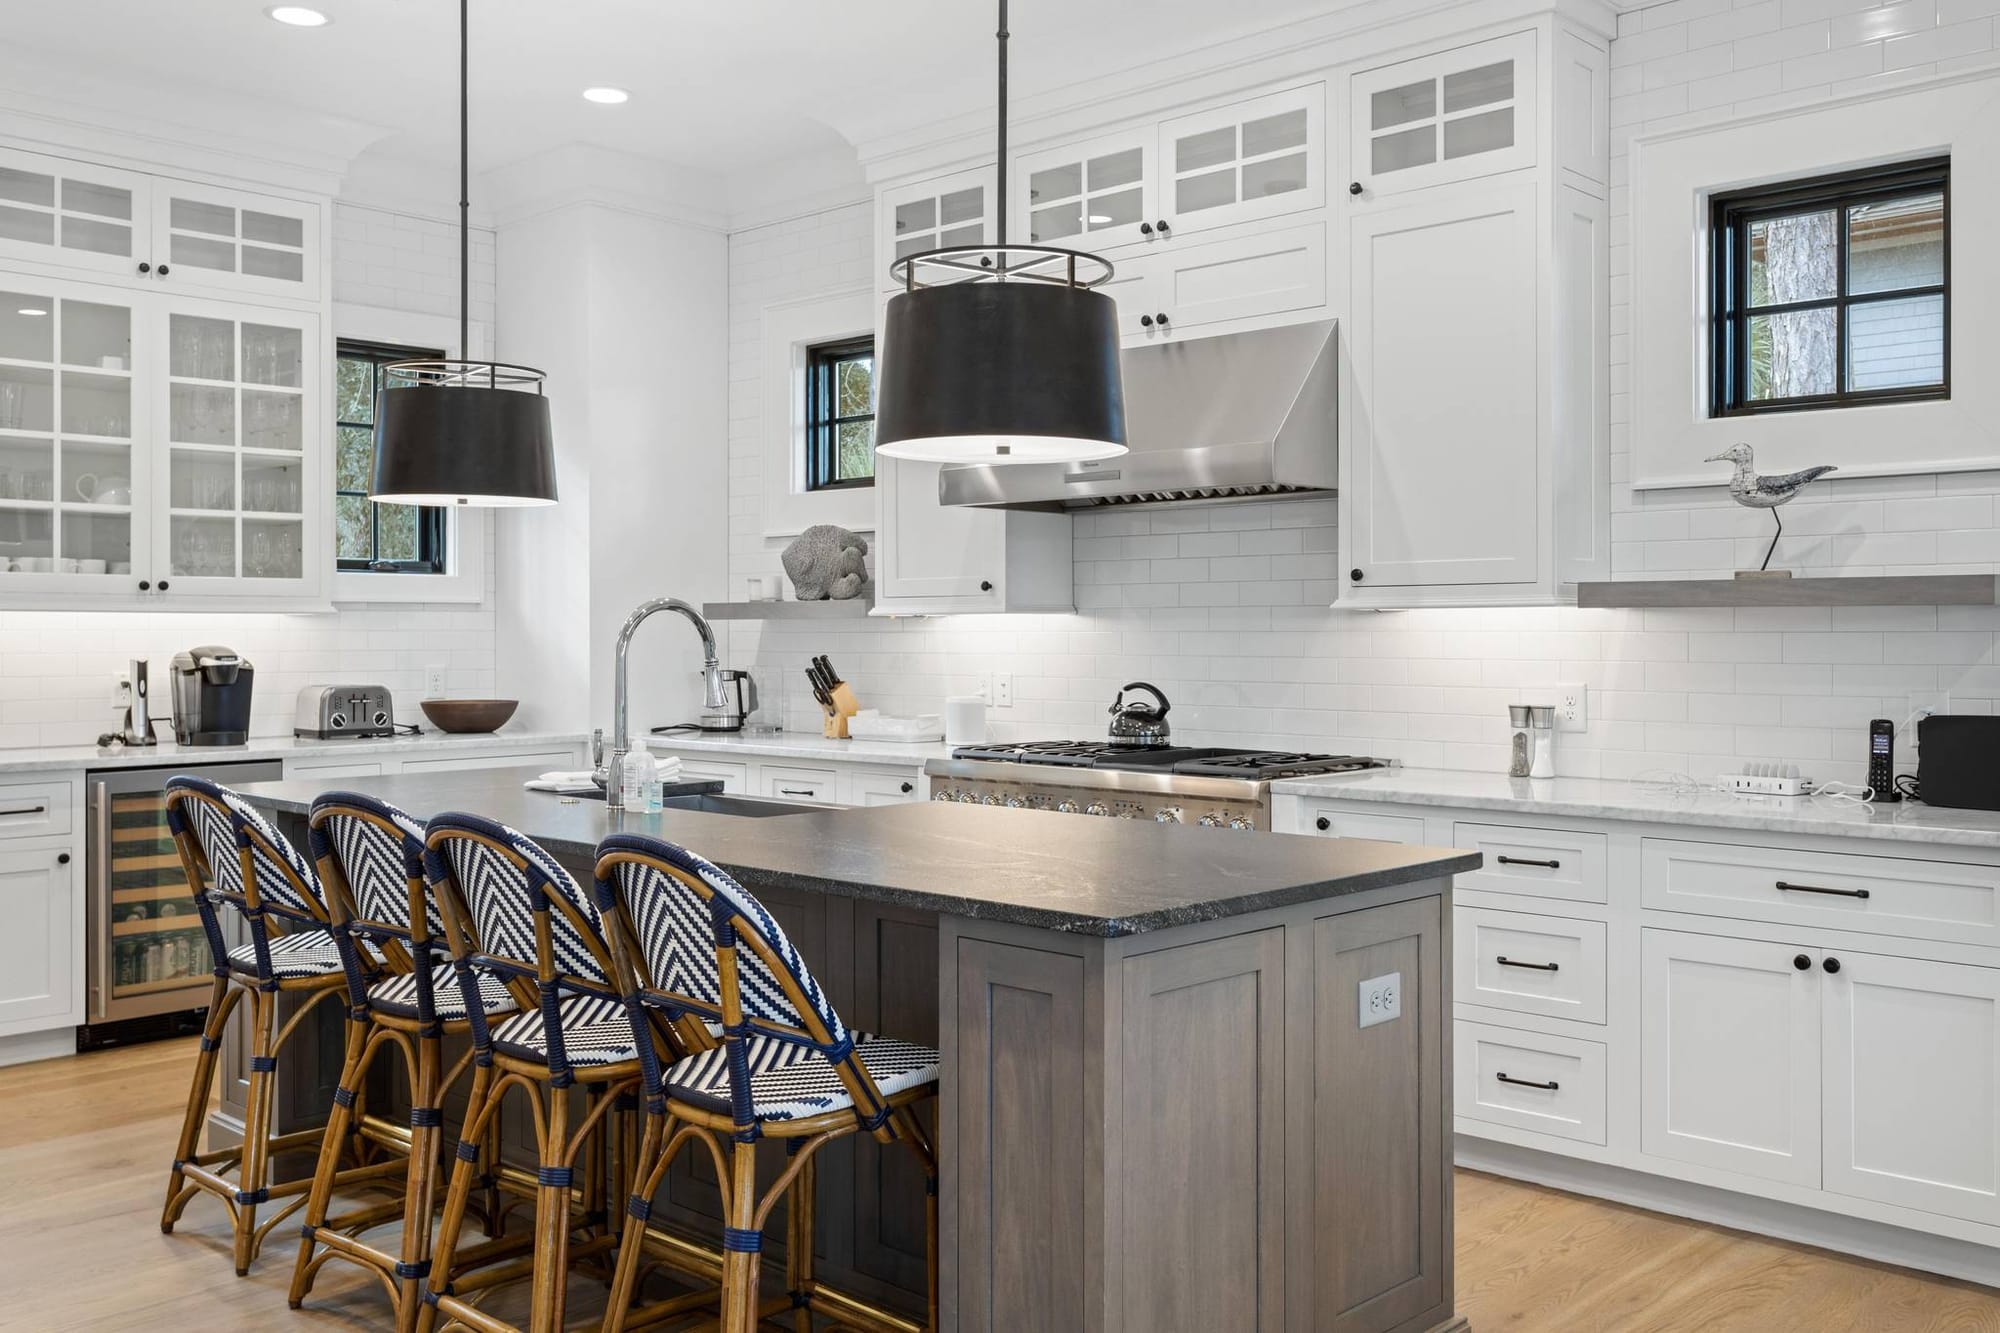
[334,339,448,572]
[1711,157,1948,416]
[805,336,875,491]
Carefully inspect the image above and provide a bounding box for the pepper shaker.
[1508,705,1533,778]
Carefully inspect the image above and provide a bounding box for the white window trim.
[1630,71,2000,491]
[331,302,491,604]
[761,286,877,538]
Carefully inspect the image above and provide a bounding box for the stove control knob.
[1155,806,1184,824]
[1085,802,1110,817]
[1056,799,1082,814]
[1004,794,1029,809]
[956,790,981,804]
[980,792,1004,806]
[1197,812,1224,827]
[1229,817,1256,831]
[932,788,956,802]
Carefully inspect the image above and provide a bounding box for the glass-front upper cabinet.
[877,166,994,292]
[0,278,150,592]
[0,147,152,281]
[1013,127,1158,251]
[152,297,315,595]
[1350,31,1538,199]
[1156,83,1325,236]
[151,182,320,302]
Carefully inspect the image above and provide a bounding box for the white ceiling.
[6,0,1410,182]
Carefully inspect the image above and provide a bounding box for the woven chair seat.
[665,1033,939,1124]
[489,995,639,1068]
[367,964,518,1021]
[226,930,378,980]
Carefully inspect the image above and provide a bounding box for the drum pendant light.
[874,0,1127,465]
[370,0,557,506]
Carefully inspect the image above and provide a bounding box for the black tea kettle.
[1107,681,1171,746]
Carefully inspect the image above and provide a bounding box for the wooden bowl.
[420,699,519,734]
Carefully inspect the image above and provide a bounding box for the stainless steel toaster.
[295,684,396,739]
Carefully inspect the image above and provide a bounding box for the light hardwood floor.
[4,1038,2000,1330]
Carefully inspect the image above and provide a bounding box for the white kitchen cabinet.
[152,179,320,303]
[761,763,841,805]
[1157,83,1325,236]
[673,757,749,793]
[0,844,79,1036]
[872,453,1072,613]
[845,768,922,805]
[1349,32,1537,201]
[0,147,152,282]
[1015,127,1158,252]
[1641,929,1823,1188]
[1114,221,1327,347]
[877,167,993,293]
[1823,950,2000,1225]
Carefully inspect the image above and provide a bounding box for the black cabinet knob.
[1315,816,1330,831]
[978,580,993,592]
[1350,568,1365,582]
[1156,312,1170,326]
[157,264,170,276]
[1140,314,1154,327]
[1349,181,1364,196]
[56,853,70,865]
[1793,954,1811,971]
[157,579,170,591]
[1155,219,1171,234]
[900,781,914,794]
[1823,956,1841,974]
[1139,221,1154,236]
[137,262,151,274]
[137,580,150,591]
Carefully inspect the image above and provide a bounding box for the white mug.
[98,355,125,371]
[77,558,107,574]
[18,557,50,573]
[55,557,77,574]
[745,576,767,600]
[73,473,97,502]
[110,561,131,574]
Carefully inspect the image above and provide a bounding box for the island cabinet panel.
[847,902,941,1293]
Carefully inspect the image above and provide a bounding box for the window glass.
[805,338,875,491]
[334,340,448,571]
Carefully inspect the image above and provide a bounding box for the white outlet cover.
[1358,972,1402,1028]
[1555,682,1587,732]
[424,664,448,696]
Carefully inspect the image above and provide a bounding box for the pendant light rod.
[995,0,1008,250]
[459,0,471,368]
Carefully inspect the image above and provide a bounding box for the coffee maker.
[169,645,255,746]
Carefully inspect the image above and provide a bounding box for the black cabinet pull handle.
[1496,956,1558,972]
[1824,956,1842,974]
[979,580,993,592]
[137,261,151,274]
[0,805,48,817]
[778,787,813,796]
[157,263,170,276]
[1776,880,1869,900]
[138,579,151,591]
[158,579,169,590]
[899,781,914,794]
[1140,314,1154,327]
[1349,181,1364,196]
[1496,1072,1559,1091]
[1156,312,1170,326]
[1155,219,1170,234]
[1794,954,1812,971]
[1315,816,1331,831]
[1497,855,1562,870]
[56,852,69,864]
[1139,221,1154,236]
[1350,568,1364,582]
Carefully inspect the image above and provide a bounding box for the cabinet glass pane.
[61,217,131,257]
[1089,148,1143,191]
[939,223,984,249]
[893,197,936,237]
[1030,201,1081,244]
[60,371,129,438]
[171,233,235,272]
[243,455,303,513]
[242,210,302,247]
[60,510,130,567]
[170,384,234,446]
[1443,108,1514,161]
[0,367,54,433]
[939,187,983,227]
[0,295,54,362]
[1029,162,1082,204]
[1372,125,1437,175]
[0,435,54,501]
[1176,168,1236,215]
[243,391,301,451]
[1443,61,1513,114]
[1373,80,1436,131]
[0,207,54,246]
[1242,109,1308,159]
[171,448,235,510]
[1848,293,1945,392]
[1849,194,1944,295]
[0,510,53,564]
[171,315,234,381]
[63,441,130,506]
[170,197,236,237]
[243,518,302,579]
[243,324,302,387]
[241,246,304,282]
[1242,154,1309,201]
[894,233,932,261]
[0,168,53,208]
[61,179,131,221]
[107,790,211,995]
[60,300,129,369]
[170,515,234,577]
[1176,126,1237,174]
[1086,187,1142,230]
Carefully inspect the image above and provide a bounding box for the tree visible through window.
[805,337,875,491]
[335,340,447,572]
[1711,158,1948,415]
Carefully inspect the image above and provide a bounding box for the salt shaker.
[1528,705,1557,779]
[1508,705,1533,778]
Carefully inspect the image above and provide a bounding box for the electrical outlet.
[973,674,992,703]
[424,664,448,697]
[110,671,130,711]
[1358,972,1402,1029]
[1909,691,1950,728]
[1555,683,1587,732]
[993,672,1013,708]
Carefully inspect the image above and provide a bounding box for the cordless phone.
[1868,718,1899,802]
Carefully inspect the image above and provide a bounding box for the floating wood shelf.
[1576,575,1999,608]
[701,597,874,621]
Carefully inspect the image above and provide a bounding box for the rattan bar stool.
[160,776,403,1275]
[288,792,531,1330]
[417,812,690,1333]
[592,832,942,1333]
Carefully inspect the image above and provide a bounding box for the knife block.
[822,681,860,739]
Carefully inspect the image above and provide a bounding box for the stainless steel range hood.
[938,318,1337,510]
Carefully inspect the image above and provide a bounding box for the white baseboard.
[0,1027,75,1068]
[1457,1135,2000,1289]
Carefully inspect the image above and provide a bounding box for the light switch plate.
[1358,972,1402,1028]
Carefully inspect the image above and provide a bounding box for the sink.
[566,786,812,818]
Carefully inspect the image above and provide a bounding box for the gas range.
[923,743,1390,831]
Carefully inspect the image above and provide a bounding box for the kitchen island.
[238,766,1480,1332]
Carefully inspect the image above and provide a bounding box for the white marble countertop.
[644,731,950,767]
[0,730,589,776]
[1271,767,2000,850]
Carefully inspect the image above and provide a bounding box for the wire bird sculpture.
[1705,443,1838,572]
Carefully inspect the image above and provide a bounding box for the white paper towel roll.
[944,695,987,746]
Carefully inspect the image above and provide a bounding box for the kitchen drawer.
[1454,905,1606,1025]
[761,764,841,806]
[845,768,923,806]
[0,780,72,840]
[282,759,385,781]
[674,758,747,794]
[1641,838,2000,948]
[399,749,579,775]
[1454,821,1607,905]
[1456,1020,1606,1145]
[1303,807,1427,843]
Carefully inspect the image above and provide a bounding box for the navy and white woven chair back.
[165,775,325,921]
[309,792,442,940]
[424,812,608,986]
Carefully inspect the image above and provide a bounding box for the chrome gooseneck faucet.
[597,597,725,811]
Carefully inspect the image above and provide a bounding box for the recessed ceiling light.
[582,87,630,105]
[16,307,47,317]
[266,6,330,26]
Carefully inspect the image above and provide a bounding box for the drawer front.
[1454,821,1607,904]
[1455,1020,1606,1145]
[282,760,385,781]
[0,780,72,840]
[762,764,840,805]
[675,759,748,794]
[846,769,922,806]
[1304,807,1427,843]
[399,749,580,775]
[1454,906,1606,1025]
[1642,838,2000,947]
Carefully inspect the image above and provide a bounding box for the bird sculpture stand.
[1705,444,1838,577]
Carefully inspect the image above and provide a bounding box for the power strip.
[1718,771,1810,797]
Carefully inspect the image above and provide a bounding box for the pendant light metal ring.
[889,244,1115,293]
[382,359,549,391]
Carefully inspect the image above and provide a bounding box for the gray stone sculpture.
[781,524,870,600]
